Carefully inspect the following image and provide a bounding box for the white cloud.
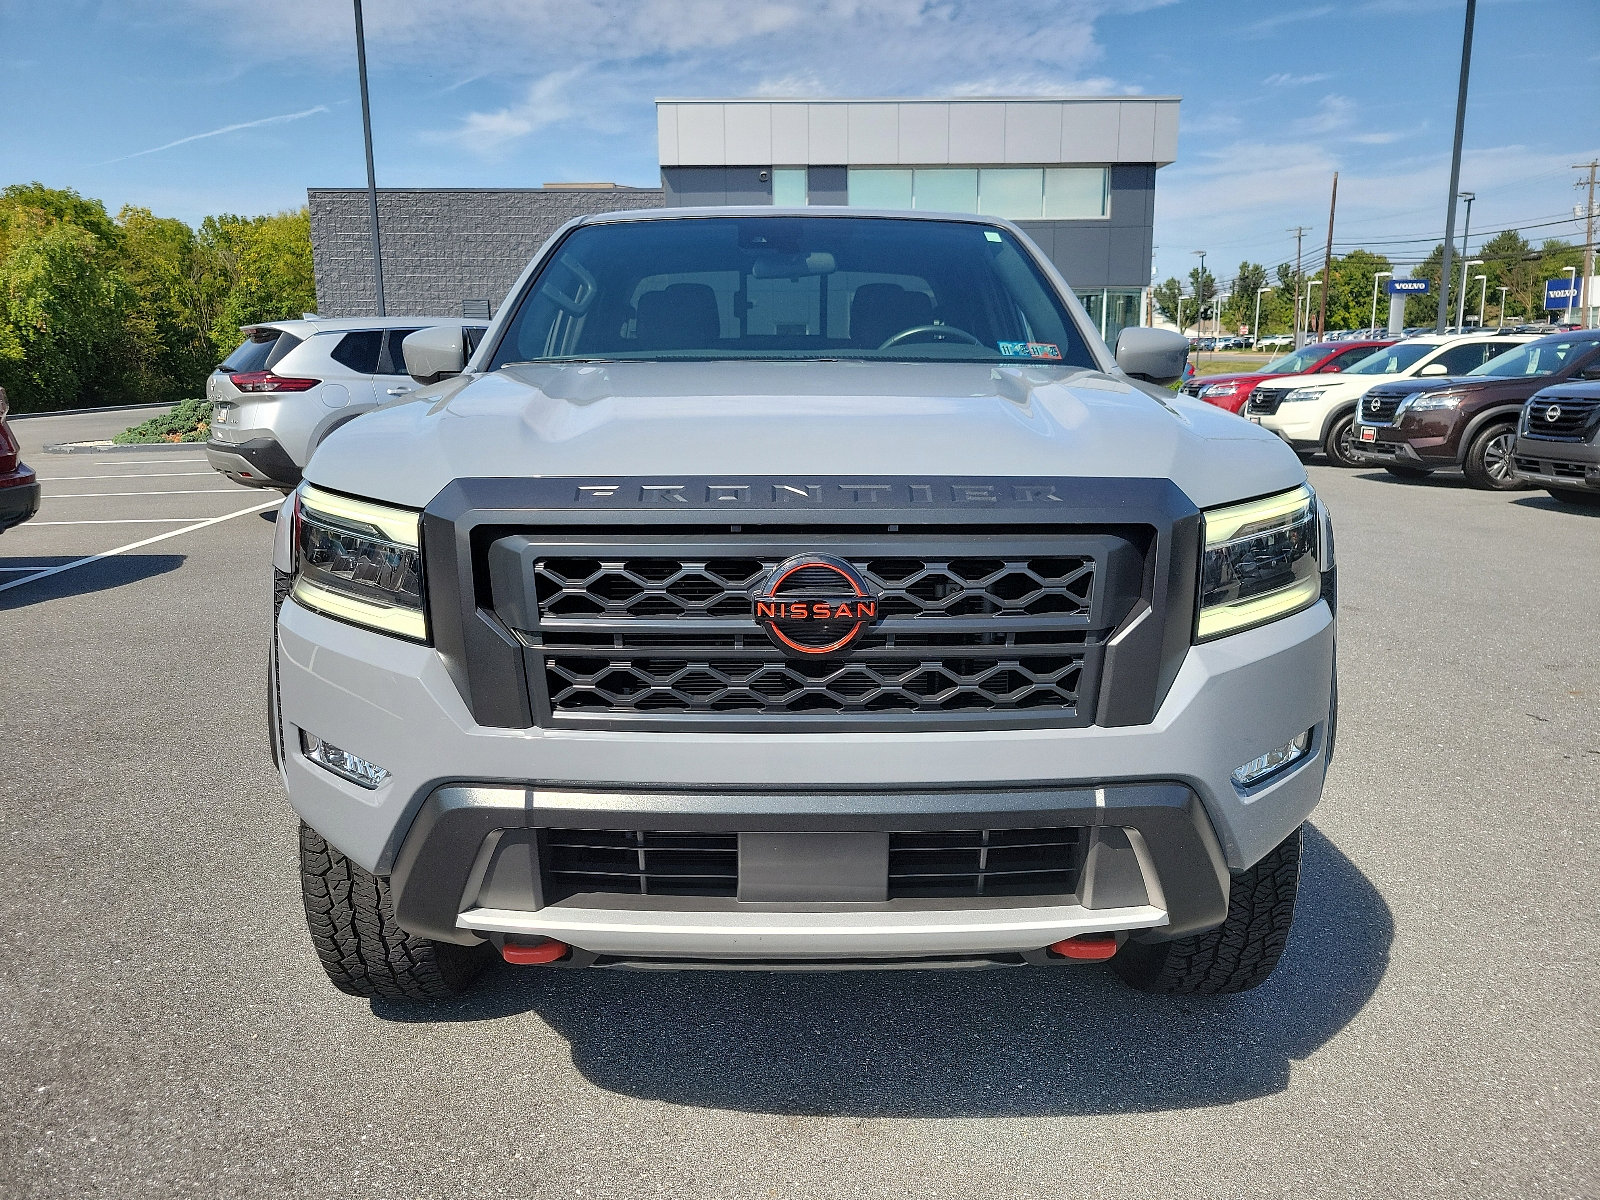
[1263,72,1332,87]
[99,105,330,164]
[428,69,585,157]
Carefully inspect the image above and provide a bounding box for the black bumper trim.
[205,437,301,488]
[0,478,41,532]
[387,780,1231,949]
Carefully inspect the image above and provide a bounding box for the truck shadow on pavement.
[376,825,1392,1116]
[0,553,184,610]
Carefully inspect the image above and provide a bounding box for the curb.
[9,401,175,420]
[45,440,210,456]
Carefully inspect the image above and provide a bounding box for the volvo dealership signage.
[1385,278,1430,296]
[1546,277,1599,311]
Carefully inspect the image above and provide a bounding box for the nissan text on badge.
[273,209,1337,1000]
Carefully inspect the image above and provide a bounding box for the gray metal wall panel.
[307,187,664,318]
[807,166,849,206]
[724,167,772,206]
[1109,165,1155,229]
[1107,224,1153,289]
[1052,225,1114,290]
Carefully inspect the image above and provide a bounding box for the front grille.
[1247,386,1290,416]
[887,828,1084,898]
[1180,379,1204,397]
[1522,397,1599,441]
[1514,456,1589,480]
[513,544,1118,722]
[1362,389,1406,424]
[544,829,739,901]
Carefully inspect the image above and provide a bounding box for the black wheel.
[1462,422,1524,490]
[1383,465,1433,480]
[1547,487,1600,508]
[299,823,495,1000]
[1113,826,1302,995]
[1323,411,1361,468]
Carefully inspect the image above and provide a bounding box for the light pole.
[1564,266,1578,324]
[1474,273,1487,327]
[1453,190,1476,329]
[1371,271,1392,332]
[1193,250,1208,360]
[353,0,385,316]
[1254,286,1273,350]
[1176,295,1186,337]
[1496,284,1508,326]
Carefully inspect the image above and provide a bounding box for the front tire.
[1323,412,1361,468]
[299,824,494,1000]
[1113,826,1302,994]
[1462,422,1523,490]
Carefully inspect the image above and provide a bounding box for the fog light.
[301,732,389,789]
[1232,731,1311,787]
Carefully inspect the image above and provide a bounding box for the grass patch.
[114,397,210,444]
[1192,354,1275,377]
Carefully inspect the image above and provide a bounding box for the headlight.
[1198,381,1240,398]
[1283,386,1334,403]
[1396,390,1462,417]
[291,484,427,642]
[1197,485,1322,641]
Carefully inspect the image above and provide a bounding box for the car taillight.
[0,420,17,475]
[229,371,320,393]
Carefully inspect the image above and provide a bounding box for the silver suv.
[273,209,1336,1001]
[205,317,487,490]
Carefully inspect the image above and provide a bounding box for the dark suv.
[1512,379,1600,506]
[1352,332,1600,489]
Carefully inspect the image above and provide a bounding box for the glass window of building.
[771,167,808,207]
[847,168,914,209]
[1044,168,1109,219]
[977,168,1044,219]
[913,168,979,214]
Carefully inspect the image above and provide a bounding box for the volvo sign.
[1385,278,1430,296]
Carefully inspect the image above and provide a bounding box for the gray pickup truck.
[272,209,1337,1001]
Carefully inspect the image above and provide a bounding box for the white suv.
[205,317,487,490]
[1244,334,1532,467]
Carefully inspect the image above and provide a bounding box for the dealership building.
[309,96,1178,347]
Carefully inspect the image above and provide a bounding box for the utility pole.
[1575,160,1598,328]
[1454,194,1475,330]
[1437,0,1476,333]
[1289,225,1309,348]
[1317,173,1337,339]
[354,0,386,317]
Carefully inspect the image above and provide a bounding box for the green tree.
[1152,275,1187,327]
[117,206,218,401]
[198,209,316,355]
[1220,261,1269,334]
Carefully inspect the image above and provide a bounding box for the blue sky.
[2,0,1596,287]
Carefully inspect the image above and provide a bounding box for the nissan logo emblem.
[1545,405,1562,422]
[753,555,881,657]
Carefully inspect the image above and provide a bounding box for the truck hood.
[305,360,1306,510]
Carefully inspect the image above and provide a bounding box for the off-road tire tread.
[299,823,491,1000]
[1113,826,1302,995]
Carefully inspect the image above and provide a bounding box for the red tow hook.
[501,938,569,965]
[1047,933,1119,961]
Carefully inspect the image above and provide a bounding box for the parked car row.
[1181,326,1600,505]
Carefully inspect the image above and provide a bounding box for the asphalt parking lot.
[1,408,1596,1200]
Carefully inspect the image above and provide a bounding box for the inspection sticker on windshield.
[999,341,1062,360]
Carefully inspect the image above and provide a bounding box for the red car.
[0,387,40,534]
[1180,339,1395,413]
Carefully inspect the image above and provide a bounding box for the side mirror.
[1115,327,1190,386]
[403,326,466,385]
[1418,362,1450,376]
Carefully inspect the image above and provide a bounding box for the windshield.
[1345,343,1434,375]
[1469,336,1600,378]
[1263,346,1333,374]
[488,215,1097,368]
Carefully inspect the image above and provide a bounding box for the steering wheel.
[878,324,985,350]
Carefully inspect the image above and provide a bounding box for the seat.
[635,283,721,351]
[850,284,935,349]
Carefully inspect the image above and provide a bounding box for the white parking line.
[41,471,217,481]
[59,458,209,467]
[45,488,248,498]
[0,499,279,594]
[25,518,212,526]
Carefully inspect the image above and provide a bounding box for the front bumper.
[277,595,1335,957]
[1513,435,1600,492]
[205,436,300,489]
[0,467,40,532]
[1254,406,1326,451]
